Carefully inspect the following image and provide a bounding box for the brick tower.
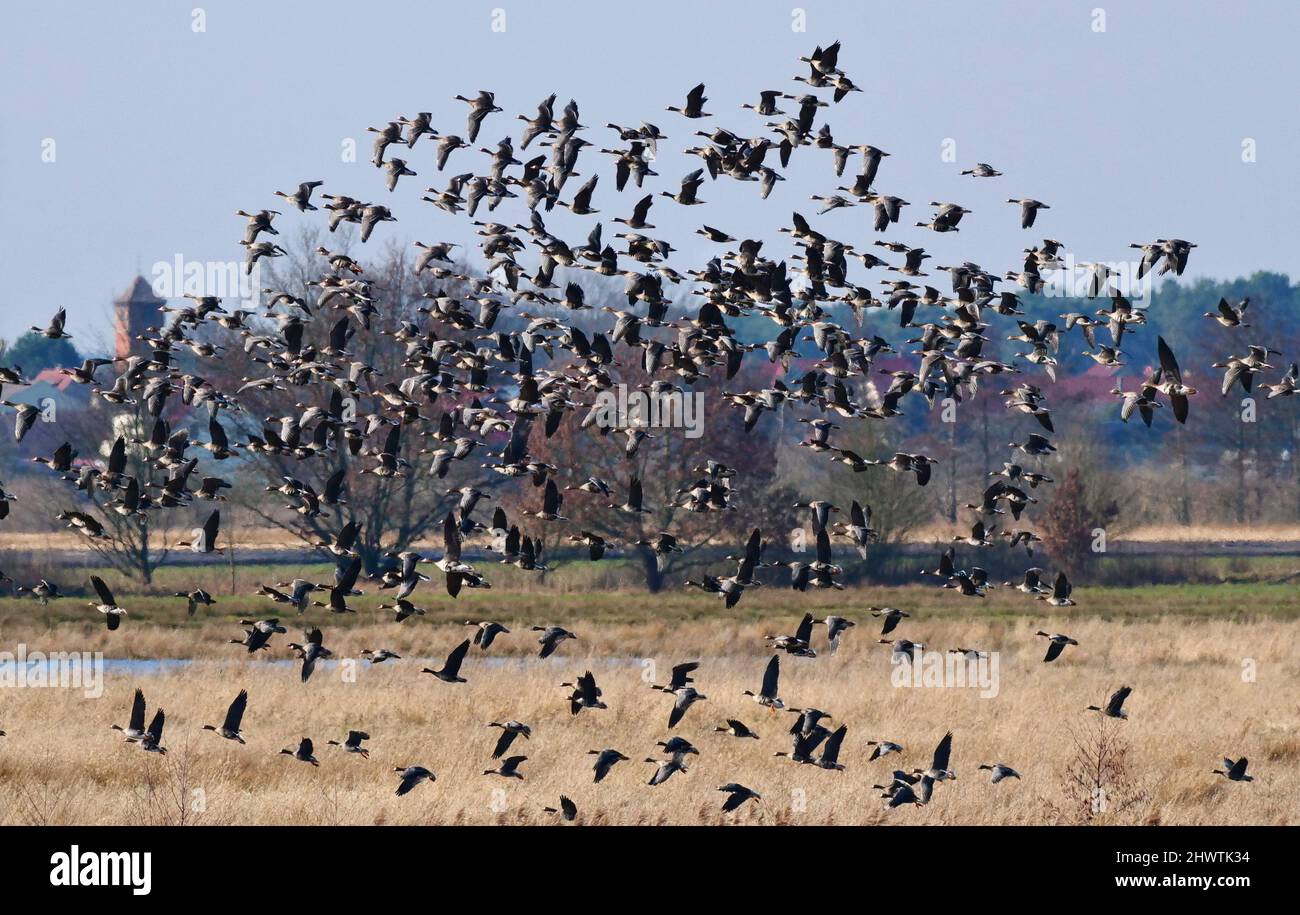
[112,276,165,360]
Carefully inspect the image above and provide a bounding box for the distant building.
[4,368,90,413]
[113,275,165,360]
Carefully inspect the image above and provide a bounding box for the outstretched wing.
[932,730,953,772]
[761,655,780,698]
[90,575,115,606]
[224,689,248,731]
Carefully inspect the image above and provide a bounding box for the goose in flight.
[1155,336,1197,423]
[543,795,578,821]
[765,613,817,657]
[743,656,784,709]
[175,588,215,617]
[229,618,285,654]
[287,628,331,682]
[714,718,759,739]
[421,639,471,683]
[866,740,904,761]
[589,748,629,783]
[666,83,710,118]
[1087,686,1133,719]
[202,690,248,743]
[884,774,935,808]
[1213,344,1275,397]
[466,619,510,650]
[488,720,531,758]
[20,579,62,608]
[645,755,688,786]
[1009,433,1056,457]
[89,576,126,631]
[960,162,1002,177]
[1205,296,1249,328]
[177,510,221,553]
[111,687,148,742]
[880,638,925,663]
[816,615,855,650]
[327,730,371,758]
[1111,380,1162,426]
[280,737,319,766]
[979,763,1022,783]
[394,765,435,796]
[718,784,760,812]
[454,90,502,143]
[1008,198,1049,229]
[1036,631,1078,662]
[140,709,167,755]
[610,476,651,514]
[651,661,700,693]
[566,670,607,714]
[273,180,324,211]
[484,755,527,779]
[381,598,426,623]
[1036,571,1076,607]
[4,402,40,442]
[31,307,72,339]
[667,686,707,728]
[532,625,577,659]
[1008,569,1048,595]
[869,606,909,635]
[1264,363,1298,398]
[1212,757,1253,782]
[661,168,706,205]
[831,500,878,558]
[816,724,848,771]
[914,731,956,781]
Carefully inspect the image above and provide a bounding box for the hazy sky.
[2,0,1297,350]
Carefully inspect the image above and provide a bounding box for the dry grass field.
[0,586,1295,825]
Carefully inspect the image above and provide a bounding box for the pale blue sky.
[2,0,1297,350]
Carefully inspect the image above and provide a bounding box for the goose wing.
[443,511,461,562]
[442,639,471,678]
[492,729,516,759]
[335,556,362,592]
[821,725,847,765]
[202,510,220,549]
[931,730,953,772]
[223,689,248,731]
[1053,571,1070,599]
[542,479,560,515]
[90,575,115,607]
[760,655,780,699]
[1157,336,1182,383]
[795,613,814,644]
[146,709,165,742]
[128,687,146,732]
[1107,686,1132,716]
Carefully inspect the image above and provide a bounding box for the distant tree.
[1,332,80,373]
[524,355,794,592]
[198,229,495,571]
[27,403,184,585]
[1039,468,1118,573]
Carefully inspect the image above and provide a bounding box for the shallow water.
[3,654,651,678]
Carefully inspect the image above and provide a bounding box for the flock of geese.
[0,40,1263,817]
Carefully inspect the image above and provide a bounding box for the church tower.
[112,276,165,360]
